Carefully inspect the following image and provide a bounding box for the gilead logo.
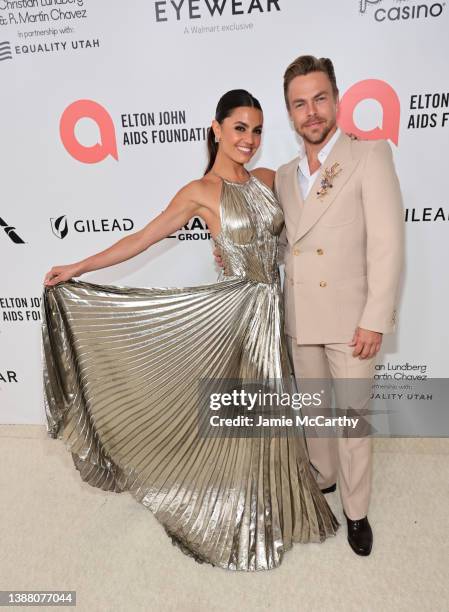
[338,79,400,145]
[60,100,118,163]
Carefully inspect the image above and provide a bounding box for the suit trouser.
[286,336,376,520]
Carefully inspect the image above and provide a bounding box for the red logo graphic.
[60,81,401,164]
[338,79,400,145]
[60,100,118,163]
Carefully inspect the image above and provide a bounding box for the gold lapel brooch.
[316,162,343,199]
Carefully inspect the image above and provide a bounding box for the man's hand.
[213,247,225,268]
[349,327,382,359]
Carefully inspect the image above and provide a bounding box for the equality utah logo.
[359,0,445,20]
[0,41,12,61]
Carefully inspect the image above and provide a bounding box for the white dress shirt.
[297,127,341,200]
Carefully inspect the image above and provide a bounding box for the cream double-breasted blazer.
[275,131,404,344]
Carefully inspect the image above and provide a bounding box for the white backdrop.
[1,0,448,423]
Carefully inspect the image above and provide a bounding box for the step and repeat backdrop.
[1,0,448,423]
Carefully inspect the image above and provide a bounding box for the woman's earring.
[214,135,220,143]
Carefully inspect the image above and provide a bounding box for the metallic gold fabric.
[41,175,339,571]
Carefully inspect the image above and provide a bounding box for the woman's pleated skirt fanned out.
[41,277,338,571]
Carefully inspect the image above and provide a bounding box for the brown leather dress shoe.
[344,512,373,556]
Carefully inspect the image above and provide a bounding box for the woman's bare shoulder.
[179,174,221,208]
[251,167,275,189]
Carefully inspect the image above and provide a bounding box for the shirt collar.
[298,127,342,178]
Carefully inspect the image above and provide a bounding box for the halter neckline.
[211,171,253,186]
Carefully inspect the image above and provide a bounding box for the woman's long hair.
[204,89,262,175]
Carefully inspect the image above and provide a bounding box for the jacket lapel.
[289,156,304,227]
[293,132,359,243]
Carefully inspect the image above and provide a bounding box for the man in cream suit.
[276,55,404,555]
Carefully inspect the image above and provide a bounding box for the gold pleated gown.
[41,174,338,571]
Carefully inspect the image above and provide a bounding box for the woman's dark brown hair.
[204,89,262,175]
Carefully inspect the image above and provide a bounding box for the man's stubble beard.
[300,120,336,146]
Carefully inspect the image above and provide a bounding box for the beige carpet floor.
[1,426,448,612]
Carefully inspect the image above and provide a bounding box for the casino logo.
[0,217,25,243]
[50,215,134,238]
[359,0,382,12]
[358,0,445,21]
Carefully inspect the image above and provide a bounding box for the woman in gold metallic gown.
[42,90,338,571]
